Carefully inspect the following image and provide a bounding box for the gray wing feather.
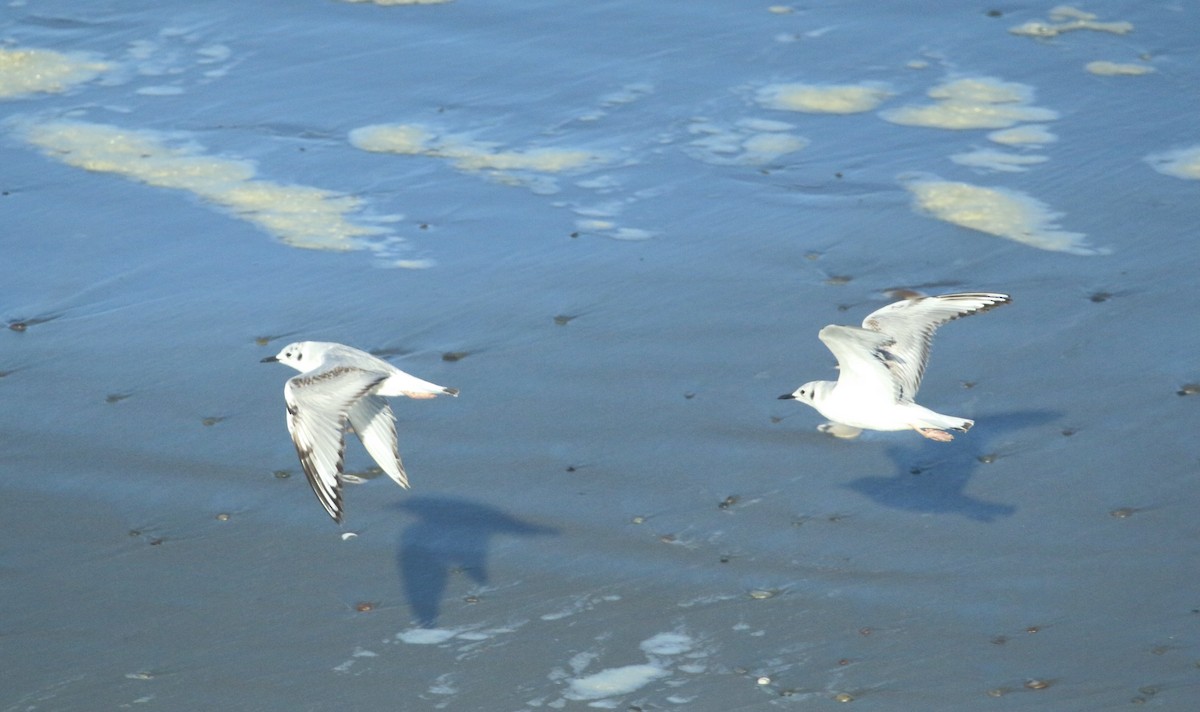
[818,325,903,402]
[284,366,387,523]
[347,395,408,489]
[861,292,1010,398]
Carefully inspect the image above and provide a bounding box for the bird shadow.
[392,496,558,628]
[842,410,1060,522]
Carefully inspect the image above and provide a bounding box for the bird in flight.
[779,292,1011,441]
[263,341,458,522]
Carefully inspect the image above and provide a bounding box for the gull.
[262,341,458,522]
[779,292,1010,441]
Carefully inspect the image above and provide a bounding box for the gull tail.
[938,416,974,432]
[913,411,973,433]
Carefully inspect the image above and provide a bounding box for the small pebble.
[464,595,479,604]
[684,392,695,400]
[718,495,739,510]
[1110,507,1137,519]
[553,315,576,326]
[340,532,358,541]
[1089,291,1112,303]
[1025,679,1051,690]
[1061,428,1076,437]
[273,470,291,479]
[355,602,375,613]
[977,453,997,464]
[858,627,872,636]
[201,416,225,427]
[106,393,131,404]
[631,516,645,525]
[9,321,28,332]
[986,688,1007,698]
[834,692,854,702]
[659,534,676,543]
[885,289,925,301]
[1177,383,1200,396]
[215,513,230,521]
[748,589,777,600]
[991,635,1007,645]
[825,275,852,286]
[1026,626,1041,634]
[442,351,469,362]
[125,671,155,680]
[255,336,270,346]
[756,676,771,685]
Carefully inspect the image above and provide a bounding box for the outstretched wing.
[284,366,388,523]
[818,324,903,404]
[862,292,1010,399]
[347,394,408,489]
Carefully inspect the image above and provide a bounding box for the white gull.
[262,341,458,522]
[779,292,1010,441]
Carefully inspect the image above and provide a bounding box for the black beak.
[260,355,279,363]
[778,393,796,400]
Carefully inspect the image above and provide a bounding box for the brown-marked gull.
[262,341,458,523]
[779,292,1010,441]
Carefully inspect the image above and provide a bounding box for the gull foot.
[818,422,864,439]
[916,427,954,442]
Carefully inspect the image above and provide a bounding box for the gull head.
[261,341,329,372]
[778,380,830,409]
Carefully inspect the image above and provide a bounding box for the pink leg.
[916,427,954,442]
[403,392,438,399]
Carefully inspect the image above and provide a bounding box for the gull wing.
[284,366,388,523]
[862,292,1010,399]
[347,394,409,489]
[818,324,903,403]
